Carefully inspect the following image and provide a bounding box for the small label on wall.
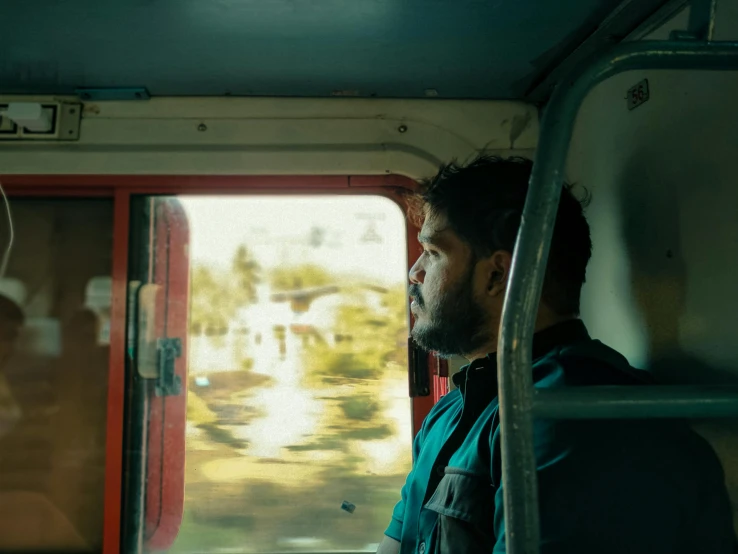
[627,79,650,110]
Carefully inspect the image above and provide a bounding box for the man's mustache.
[409,284,424,307]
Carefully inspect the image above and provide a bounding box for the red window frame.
[0,174,445,554]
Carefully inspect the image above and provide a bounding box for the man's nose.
[409,259,424,285]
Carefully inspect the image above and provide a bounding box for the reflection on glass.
[171,196,411,553]
[0,198,113,552]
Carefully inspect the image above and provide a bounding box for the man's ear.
[485,250,513,297]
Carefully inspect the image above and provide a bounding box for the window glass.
[133,195,412,553]
[0,198,113,552]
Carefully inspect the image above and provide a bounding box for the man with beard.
[376,157,736,554]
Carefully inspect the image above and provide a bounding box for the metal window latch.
[156,338,182,397]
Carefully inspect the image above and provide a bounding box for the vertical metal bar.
[706,0,718,41]
[688,0,718,41]
[122,196,152,554]
[103,189,130,554]
[497,40,738,554]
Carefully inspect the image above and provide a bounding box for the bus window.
[125,195,412,553]
[0,198,113,552]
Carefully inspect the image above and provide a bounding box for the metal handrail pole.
[497,40,738,554]
[533,386,738,420]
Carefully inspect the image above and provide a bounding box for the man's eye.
[423,249,438,257]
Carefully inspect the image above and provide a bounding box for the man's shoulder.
[529,339,724,474]
[534,337,653,389]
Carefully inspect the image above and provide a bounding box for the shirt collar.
[451,319,590,394]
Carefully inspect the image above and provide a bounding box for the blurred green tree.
[189,245,262,339]
[189,266,232,338]
[303,284,408,386]
[232,245,261,304]
[269,263,333,292]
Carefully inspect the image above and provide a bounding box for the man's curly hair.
[409,156,592,316]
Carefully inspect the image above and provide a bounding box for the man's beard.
[409,265,491,359]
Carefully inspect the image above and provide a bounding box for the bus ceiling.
[0,0,689,103]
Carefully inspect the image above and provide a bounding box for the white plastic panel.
[570,68,738,382]
[568,56,738,530]
[0,97,537,178]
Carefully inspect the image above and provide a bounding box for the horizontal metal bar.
[533,386,738,419]
[525,0,677,102]
[625,0,689,42]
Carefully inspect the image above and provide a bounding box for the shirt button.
[419,541,426,554]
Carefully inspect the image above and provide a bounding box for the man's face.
[408,211,492,359]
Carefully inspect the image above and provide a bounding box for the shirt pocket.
[424,468,496,554]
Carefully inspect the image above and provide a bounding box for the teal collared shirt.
[386,320,736,553]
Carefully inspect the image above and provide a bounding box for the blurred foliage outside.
[175,249,410,553]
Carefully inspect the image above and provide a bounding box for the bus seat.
[0,491,90,550]
[47,308,108,547]
[0,352,57,493]
[0,310,107,550]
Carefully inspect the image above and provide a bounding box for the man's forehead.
[419,210,441,232]
[421,209,448,231]
[419,212,458,246]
